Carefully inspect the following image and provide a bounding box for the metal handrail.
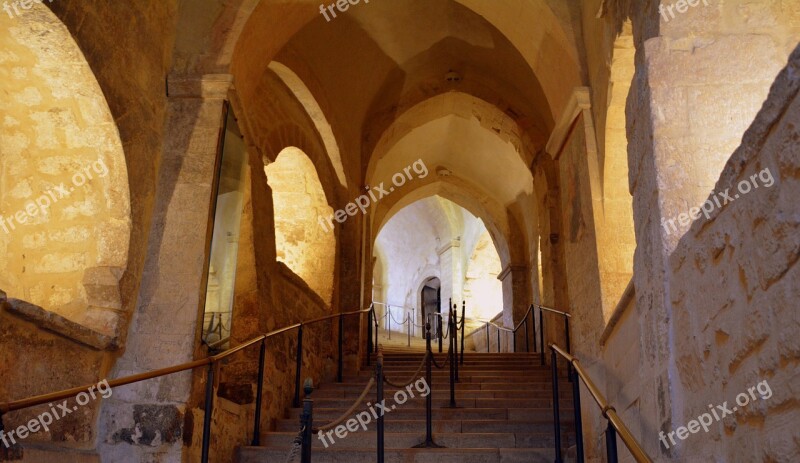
[550,344,652,463]
[0,307,368,413]
[537,303,572,318]
[0,306,375,463]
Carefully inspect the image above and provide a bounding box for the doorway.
[420,277,441,338]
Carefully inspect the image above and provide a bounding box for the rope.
[284,428,304,463]
[313,378,375,433]
[383,352,429,388]
[431,348,451,370]
[388,310,408,326]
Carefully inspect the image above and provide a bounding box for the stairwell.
[238,344,575,462]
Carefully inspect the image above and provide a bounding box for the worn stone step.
[312,397,575,409]
[288,407,573,422]
[261,431,573,449]
[275,418,573,434]
[317,381,572,391]
[237,446,556,463]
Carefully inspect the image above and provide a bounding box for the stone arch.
[597,20,637,313]
[0,4,130,337]
[365,92,538,183]
[267,61,347,188]
[265,147,335,304]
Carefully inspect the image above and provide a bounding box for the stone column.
[97,75,232,463]
[497,264,528,352]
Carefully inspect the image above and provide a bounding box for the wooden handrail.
[550,344,652,463]
[0,307,372,414]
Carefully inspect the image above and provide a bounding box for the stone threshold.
[0,290,117,351]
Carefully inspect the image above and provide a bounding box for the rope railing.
[313,378,376,433]
[382,352,429,389]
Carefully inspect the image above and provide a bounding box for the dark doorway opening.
[420,277,441,338]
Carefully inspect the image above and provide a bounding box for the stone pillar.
[626,3,796,458]
[497,264,528,352]
[437,239,462,319]
[97,75,232,462]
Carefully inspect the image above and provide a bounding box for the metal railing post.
[293,324,304,407]
[572,366,585,462]
[606,422,619,463]
[524,317,529,353]
[300,380,314,463]
[407,312,411,347]
[532,306,537,354]
[496,325,500,353]
[374,309,379,354]
[452,304,459,382]
[387,306,391,340]
[449,313,456,407]
[337,315,344,383]
[251,339,266,446]
[485,322,489,352]
[367,308,373,366]
[413,323,443,448]
[565,314,573,382]
[551,349,563,463]
[438,314,443,353]
[376,349,385,463]
[460,301,465,365]
[201,363,215,463]
[539,308,545,366]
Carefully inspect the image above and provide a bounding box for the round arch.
[0,4,130,336]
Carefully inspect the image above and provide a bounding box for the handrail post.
[201,362,215,463]
[496,325,500,353]
[374,309,379,354]
[550,349,563,463]
[606,422,618,463]
[485,322,489,352]
[524,317,529,353]
[532,306,537,354]
[449,312,456,407]
[407,312,411,347]
[367,307,373,366]
[460,300,465,365]
[387,306,391,340]
[564,314,573,382]
[337,315,344,383]
[571,365,585,462]
[251,339,266,446]
[300,380,314,463]
[438,313,443,353]
[539,308,545,366]
[293,324,304,407]
[452,304,459,383]
[376,348,385,463]
[413,323,443,448]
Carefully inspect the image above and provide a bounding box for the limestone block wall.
[667,48,800,462]
[0,3,130,338]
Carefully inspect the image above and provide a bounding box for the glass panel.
[201,108,247,351]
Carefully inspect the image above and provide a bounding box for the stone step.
[288,407,574,422]
[343,375,562,383]
[312,397,575,409]
[237,446,557,463]
[317,381,571,391]
[275,419,572,434]
[261,431,574,449]
[312,389,573,399]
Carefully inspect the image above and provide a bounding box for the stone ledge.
[0,293,117,351]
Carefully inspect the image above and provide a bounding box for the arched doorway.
[420,277,441,338]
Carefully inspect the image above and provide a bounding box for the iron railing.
[0,306,377,463]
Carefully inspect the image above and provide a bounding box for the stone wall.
[666,47,800,462]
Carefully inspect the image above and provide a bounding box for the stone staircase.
[238,345,575,462]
